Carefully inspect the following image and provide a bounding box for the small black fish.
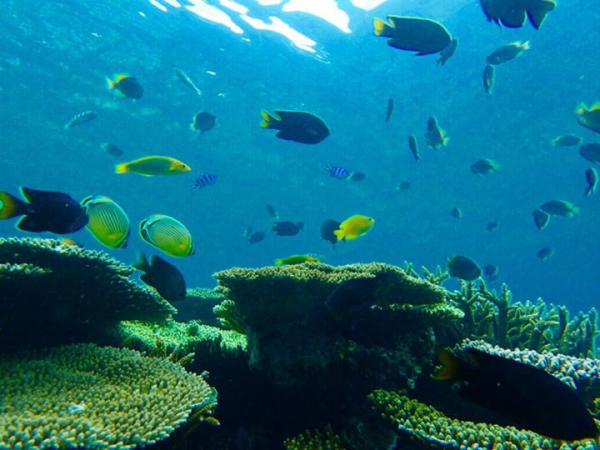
[134,251,186,303]
[261,110,330,145]
[272,221,304,237]
[101,143,124,157]
[447,255,481,281]
[485,221,498,232]
[585,167,598,196]
[320,219,341,245]
[0,187,88,234]
[408,135,420,161]
[396,181,412,191]
[434,346,597,440]
[385,98,394,122]
[537,247,554,260]
[247,231,265,244]
[483,64,495,94]
[189,174,217,189]
[483,263,498,281]
[348,172,366,182]
[190,112,216,133]
[533,209,550,230]
[451,207,462,219]
[64,111,97,130]
[579,143,600,163]
[265,204,279,219]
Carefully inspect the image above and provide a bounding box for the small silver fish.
[64,111,97,130]
[585,167,598,196]
[175,68,202,96]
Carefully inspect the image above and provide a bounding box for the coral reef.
[0,237,175,350]
[369,390,598,450]
[175,287,225,324]
[284,425,346,450]
[0,343,217,449]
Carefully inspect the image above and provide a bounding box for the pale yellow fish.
[139,214,195,257]
[115,156,191,177]
[334,215,375,241]
[81,195,130,249]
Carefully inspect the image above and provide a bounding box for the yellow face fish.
[576,103,600,134]
[81,195,130,249]
[334,215,375,241]
[275,255,321,265]
[106,73,144,99]
[139,214,195,257]
[115,156,191,177]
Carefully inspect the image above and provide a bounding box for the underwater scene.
[1,0,600,448]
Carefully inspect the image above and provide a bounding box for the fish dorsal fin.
[115,74,130,82]
[20,187,72,203]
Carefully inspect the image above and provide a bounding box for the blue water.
[1,0,598,312]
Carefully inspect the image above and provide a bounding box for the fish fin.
[16,216,46,232]
[527,0,556,30]
[373,17,393,37]
[521,40,531,51]
[115,163,129,174]
[433,348,461,380]
[260,110,274,128]
[133,251,150,272]
[333,229,345,240]
[106,78,116,90]
[115,74,129,82]
[0,191,26,219]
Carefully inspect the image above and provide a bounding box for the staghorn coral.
[0,343,218,449]
[0,237,175,350]
[284,425,346,450]
[213,299,247,334]
[369,390,598,450]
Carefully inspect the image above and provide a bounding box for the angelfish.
[175,68,202,96]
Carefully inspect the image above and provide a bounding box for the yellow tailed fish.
[81,195,130,249]
[139,214,195,257]
[334,215,375,241]
[115,156,191,177]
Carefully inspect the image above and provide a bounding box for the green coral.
[369,390,598,450]
[0,343,217,449]
[213,299,247,334]
[284,425,346,450]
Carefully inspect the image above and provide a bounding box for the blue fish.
[189,174,218,189]
[325,164,350,179]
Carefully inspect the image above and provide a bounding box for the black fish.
[434,347,598,441]
[261,110,330,145]
[585,167,598,196]
[447,255,481,281]
[480,0,556,30]
[64,111,97,130]
[0,187,88,234]
[190,112,216,133]
[265,204,279,219]
[483,263,498,281]
[320,219,341,245]
[483,64,495,94]
[533,208,550,230]
[107,74,144,99]
[101,143,125,157]
[244,227,265,244]
[385,98,394,122]
[272,221,304,236]
[326,277,378,319]
[348,172,366,182]
[408,135,420,161]
[134,251,186,303]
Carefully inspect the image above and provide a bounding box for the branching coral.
[0,343,218,449]
[284,425,346,450]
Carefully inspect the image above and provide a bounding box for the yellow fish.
[106,73,144,99]
[139,214,195,257]
[334,215,375,241]
[115,156,191,177]
[275,255,321,265]
[577,103,600,134]
[81,195,130,249]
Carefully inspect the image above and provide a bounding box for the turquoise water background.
[1,0,598,311]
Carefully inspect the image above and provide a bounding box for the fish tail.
[333,229,345,240]
[576,103,587,115]
[373,18,393,37]
[106,77,116,90]
[433,348,462,381]
[260,110,274,129]
[115,163,129,174]
[0,191,25,219]
[133,251,150,272]
[521,40,531,50]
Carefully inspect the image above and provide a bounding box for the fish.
[483,64,495,94]
[325,164,350,179]
[579,143,600,163]
[479,0,556,30]
[134,251,187,303]
[101,143,125,157]
[189,174,218,189]
[385,98,394,122]
[585,167,598,196]
[486,41,530,65]
[447,255,481,281]
[139,214,195,257]
[80,195,130,249]
[106,73,144,99]
[115,156,191,177]
[540,200,579,217]
[451,207,462,219]
[483,263,499,281]
[190,112,216,133]
[334,215,375,241]
[261,110,330,145]
[424,116,448,149]
[64,111,97,130]
[320,219,341,245]
[577,104,600,134]
[244,227,265,244]
[275,254,321,265]
[397,181,412,191]
[438,38,458,65]
[373,16,453,58]
[533,209,550,230]
[408,135,420,161]
[348,172,366,182]
[537,247,555,260]
[67,403,87,414]
[265,204,279,219]
[272,221,304,237]
[485,221,499,232]
[551,135,582,147]
[0,187,88,234]
[471,159,500,174]
[434,346,598,440]
[175,68,202,96]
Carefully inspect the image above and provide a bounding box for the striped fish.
[139,214,195,257]
[81,195,130,249]
[189,173,218,189]
[325,164,350,179]
[64,111,97,130]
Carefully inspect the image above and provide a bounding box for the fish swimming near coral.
[320,219,341,245]
[447,255,481,281]
[115,156,191,177]
[434,346,598,440]
[373,16,453,59]
[275,254,321,265]
[190,112,216,133]
[134,251,187,303]
[483,263,499,281]
[334,215,375,241]
[479,0,556,30]
[106,73,144,99]
[64,111,97,130]
[139,214,195,257]
[0,187,88,234]
[80,195,130,249]
[260,110,330,145]
[244,227,265,244]
[272,221,304,237]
